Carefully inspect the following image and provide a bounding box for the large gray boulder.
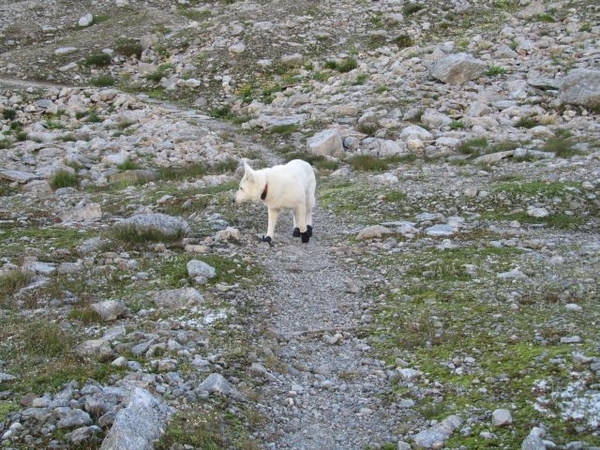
[559,68,600,108]
[100,387,174,450]
[431,53,486,84]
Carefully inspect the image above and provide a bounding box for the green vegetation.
[115,38,143,58]
[403,2,425,16]
[2,108,17,120]
[83,53,112,67]
[49,170,79,189]
[91,74,115,87]
[485,65,507,76]
[325,57,358,73]
[145,63,174,83]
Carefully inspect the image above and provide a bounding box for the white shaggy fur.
[234,159,316,243]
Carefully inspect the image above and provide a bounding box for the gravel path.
[243,209,419,449]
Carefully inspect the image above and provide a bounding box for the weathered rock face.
[559,69,600,108]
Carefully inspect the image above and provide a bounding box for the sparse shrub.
[2,108,17,120]
[457,137,488,156]
[15,130,28,141]
[376,85,389,94]
[50,170,79,189]
[337,57,358,73]
[68,307,102,324]
[113,224,185,244]
[486,65,507,76]
[515,117,539,129]
[158,163,208,181]
[117,159,141,170]
[59,133,77,142]
[269,124,298,135]
[44,119,65,130]
[91,74,115,87]
[0,138,13,149]
[114,39,143,58]
[22,321,73,358]
[449,120,466,130]
[83,53,112,67]
[0,271,31,305]
[211,104,233,119]
[358,122,379,135]
[392,34,414,48]
[353,73,369,85]
[348,154,388,172]
[403,2,425,16]
[541,137,583,158]
[145,64,174,83]
[87,111,103,123]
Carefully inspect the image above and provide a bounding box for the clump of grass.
[114,38,143,58]
[2,108,17,120]
[22,321,74,358]
[0,138,13,149]
[91,74,115,87]
[158,163,208,181]
[449,120,466,130]
[457,137,489,156]
[0,271,31,306]
[403,2,425,16]
[145,63,174,83]
[210,105,234,120]
[50,170,79,189]
[281,152,340,171]
[392,34,414,48]
[83,53,112,67]
[68,307,102,324]
[87,111,103,123]
[112,225,185,244]
[15,130,28,141]
[541,137,582,158]
[269,124,298,135]
[325,57,358,73]
[486,65,507,76]
[117,159,141,170]
[515,117,539,129]
[358,122,379,135]
[353,73,369,85]
[348,154,389,172]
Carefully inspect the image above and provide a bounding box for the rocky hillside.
[1,0,599,449]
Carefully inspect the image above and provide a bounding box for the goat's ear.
[243,160,254,176]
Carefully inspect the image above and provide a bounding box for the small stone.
[492,408,513,427]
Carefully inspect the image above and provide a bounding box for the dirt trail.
[247,210,415,449]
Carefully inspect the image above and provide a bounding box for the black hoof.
[301,232,310,243]
[306,225,313,237]
[259,235,273,247]
[292,227,300,237]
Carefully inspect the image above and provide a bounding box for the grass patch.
[403,2,425,16]
[2,108,17,120]
[347,154,410,172]
[50,170,79,189]
[485,65,507,76]
[269,124,298,136]
[111,224,186,244]
[0,271,32,307]
[83,53,111,67]
[91,74,115,87]
[325,57,358,73]
[457,137,488,156]
[156,404,260,450]
[515,117,539,129]
[117,159,141,171]
[541,136,583,158]
[114,38,143,58]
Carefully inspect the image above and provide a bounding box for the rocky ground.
[0,0,599,449]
